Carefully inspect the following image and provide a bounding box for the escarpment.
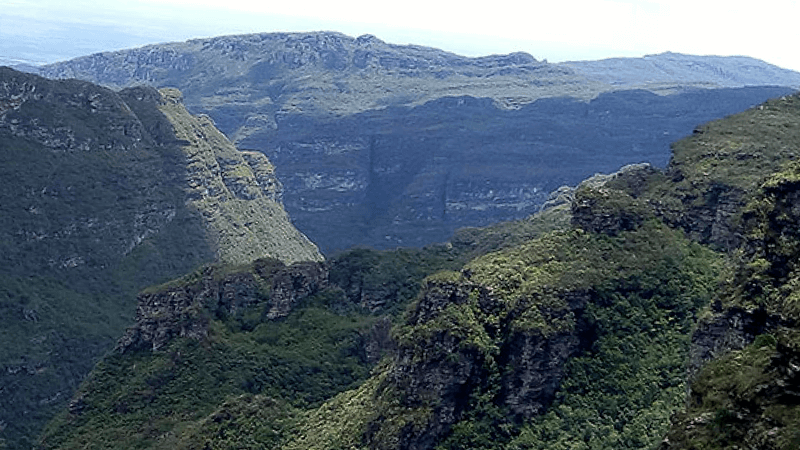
[154,87,322,264]
[11,48,800,449]
[37,32,798,252]
[0,67,320,449]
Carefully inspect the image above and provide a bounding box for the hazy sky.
[2,0,799,71]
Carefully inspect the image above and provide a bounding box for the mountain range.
[35,31,800,251]
[2,30,800,449]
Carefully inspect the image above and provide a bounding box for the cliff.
[9,45,800,448]
[153,87,321,264]
[36,31,800,252]
[0,67,318,449]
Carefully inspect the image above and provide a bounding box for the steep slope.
[152,87,321,264]
[36,92,800,450]
[251,86,792,251]
[0,67,319,449]
[653,95,800,449]
[278,93,800,450]
[36,167,722,450]
[36,31,800,252]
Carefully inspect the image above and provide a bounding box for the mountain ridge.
[0,67,319,449]
[562,51,800,90]
[32,31,800,252]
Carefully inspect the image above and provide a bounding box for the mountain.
[37,31,800,252]
[7,32,800,448]
[0,67,320,449]
[33,92,800,449]
[562,51,800,90]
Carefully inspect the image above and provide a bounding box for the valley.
[1,31,800,449]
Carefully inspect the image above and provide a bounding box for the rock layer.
[36,32,799,252]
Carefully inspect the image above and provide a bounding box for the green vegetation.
[11,71,800,450]
[328,245,464,316]
[36,243,472,449]
[661,330,800,449]
[725,160,800,318]
[0,76,214,449]
[399,221,721,450]
[450,204,572,259]
[644,93,800,248]
[38,282,381,449]
[667,94,800,192]
[0,69,319,449]
[510,240,718,449]
[654,95,800,449]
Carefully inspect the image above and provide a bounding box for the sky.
[2,0,799,72]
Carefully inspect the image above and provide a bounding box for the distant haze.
[2,0,800,72]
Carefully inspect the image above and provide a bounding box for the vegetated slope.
[36,31,800,252]
[38,92,800,450]
[36,164,720,450]
[0,67,319,449]
[654,95,800,448]
[287,92,800,450]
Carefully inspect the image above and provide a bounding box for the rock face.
[153,87,322,264]
[388,280,495,450]
[688,306,782,376]
[384,276,589,450]
[36,32,799,252]
[0,67,319,449]
[499,327,582,419]
[652,96,800,449]
[119,259,328,353]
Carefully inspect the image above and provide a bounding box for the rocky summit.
[37,31,800,252]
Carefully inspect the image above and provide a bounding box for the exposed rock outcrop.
[382,276,588,449]
[155,87,322,264]
[0,67,320,449]
[498,330,581,419]
[689,306,782,377]
[118,259,328,352]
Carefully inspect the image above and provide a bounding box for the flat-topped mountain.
[37,31,598,116]
[563,51,800,90]
[36,32,800,252]
[0,67,319,448]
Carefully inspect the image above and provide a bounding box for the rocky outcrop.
[383,276,588,449]
[570,163,657,235]
[498,330,581,419]
[38,31,590,116]
[264,261,328,319]
[0,68,147,152]
[689,306,782,377]
[118,260,328,352]
[155,87,322,264]
[0,67,320,449]
[387,279,495,450]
